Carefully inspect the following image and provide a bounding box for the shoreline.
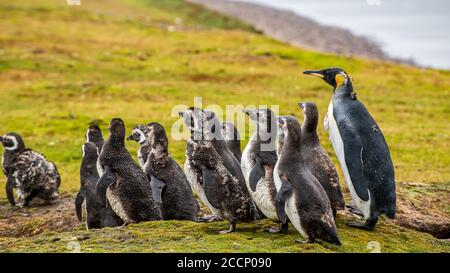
[187,0,410,64]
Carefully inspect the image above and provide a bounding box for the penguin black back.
[143,122,199,221]
[298,102,345,216]
[76,141,123,229]
[275,116,341,245]
[97,118,161,224]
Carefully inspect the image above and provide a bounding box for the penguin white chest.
[242,144,277,220]
[184,160,222,218]
[96,159,104,177]
[137,148,146,169]
[273,163,308,239]
[325,100,371,219]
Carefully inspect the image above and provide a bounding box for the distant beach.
[188,0,450,69]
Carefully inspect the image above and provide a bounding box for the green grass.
[1,216,448,253]
[0,0,449,252]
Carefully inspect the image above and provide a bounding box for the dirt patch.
[0,193,79,237]
[395,183,450,239]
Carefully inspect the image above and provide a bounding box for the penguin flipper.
[96,166,116,206]
[150,175,165,207]
[341,125,370,201]
[75,188,86,222]
[249,158,265,192]
[201,168,221,209]
[275,176,293,224]
[6,170,15,206]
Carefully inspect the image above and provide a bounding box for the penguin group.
[0,67,397,246]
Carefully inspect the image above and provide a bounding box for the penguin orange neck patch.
[335,73,347,88]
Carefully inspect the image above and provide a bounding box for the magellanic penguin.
[304,67,396,230]
[241,108,279,224]
[86,125,104,151]
[187,139,257,233]
[76,141,123,229]
[221,122,242,162]
[274,116,341,245]
[0,133,60,206]
[126,124,151,168]
[297,102,345,217]
[135,122,199,221]
[180,107,257,222]
[96,118,161,226]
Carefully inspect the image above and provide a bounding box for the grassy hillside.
[0,0,449,252]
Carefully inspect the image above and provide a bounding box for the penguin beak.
[242,109,252,116]
[126,135,133,141]
[303,70,325,79]
[298,102,305,110]
[178,111,184,117]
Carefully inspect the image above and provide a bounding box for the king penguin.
[303,67,396,230]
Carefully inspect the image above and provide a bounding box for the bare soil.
[0,194,79,237]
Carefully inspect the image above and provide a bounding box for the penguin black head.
[127,124,149,144]
[298,102,318,121]
[86,125,103,145]
[221,122,240,141]
[243,108,276,137]
[0,133,26,152]
[303,67,351,90]
[277,116,302,141]
[147,122,168,152]
[108,118,126,139]
[179,107,221,140]
[82,141,99,159]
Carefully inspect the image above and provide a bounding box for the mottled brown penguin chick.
[298,102,345,217]
[187,139,257,234]
[143,122,199,221]
[274,116,341,245]
[96,118,161,227]
[1,133,60,207]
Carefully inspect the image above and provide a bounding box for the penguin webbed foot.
[116,222,129,229]
[294,237,315,244]
[265,222,288,234]
[218,222,236,234]
[346,218,378,231]
[198,215,222,223]
[345,205,364,217]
